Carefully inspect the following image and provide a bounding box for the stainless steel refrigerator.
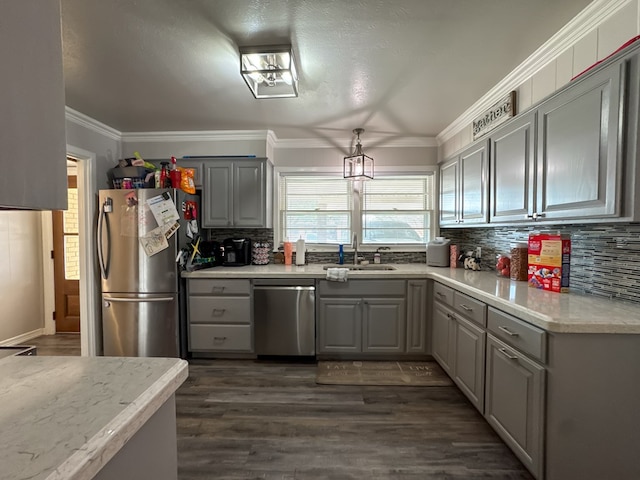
[98,188,199,357]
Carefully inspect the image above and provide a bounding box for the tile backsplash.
[205,223,640,304]
[442,223,640,304]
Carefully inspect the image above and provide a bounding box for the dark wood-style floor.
[27,335,533,479]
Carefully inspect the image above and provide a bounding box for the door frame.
[42,145,98,356]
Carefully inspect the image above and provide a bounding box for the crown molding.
[274,136,438,149]
[65,107,122,141]
[437,0,631,145]
[120,129,276,143]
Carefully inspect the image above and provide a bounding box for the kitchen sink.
[322,264,396,271]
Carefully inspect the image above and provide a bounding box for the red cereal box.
[527,233,570,293]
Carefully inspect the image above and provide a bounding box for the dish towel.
[326,268,349,282]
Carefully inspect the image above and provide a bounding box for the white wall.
[439,0,640,159]
[0,212,46,343]
[0,113,122,345]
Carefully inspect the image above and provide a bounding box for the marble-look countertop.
[183,263,640,334]
[0,356,188,480]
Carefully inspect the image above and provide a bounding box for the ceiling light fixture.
[240,45,298,98]
[343,128,374,180]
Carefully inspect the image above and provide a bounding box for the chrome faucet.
[353,233,359,265]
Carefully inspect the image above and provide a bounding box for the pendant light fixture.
[343,128,374,180]
[240,45,299,98]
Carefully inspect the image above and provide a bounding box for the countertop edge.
[48,359,189,480]
[182,265,640,334]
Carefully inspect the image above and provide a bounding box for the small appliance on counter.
[427,237,451,267]
[222,238,252,266]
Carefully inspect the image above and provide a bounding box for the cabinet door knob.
[498,348,518,360]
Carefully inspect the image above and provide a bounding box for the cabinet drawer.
[318,280,405,297]
[188,279,250,296]
[487,307,546,363]
[433,282,454,306]
[189,324,252,352]
[189,297,250,324]
[453,291,487,327]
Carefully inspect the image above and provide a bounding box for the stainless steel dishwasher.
[253,279,316,356]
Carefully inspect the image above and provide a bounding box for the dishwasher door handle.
[253,286,315,291]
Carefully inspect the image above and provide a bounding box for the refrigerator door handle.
[97,200,111,279]
[103,296,175,303]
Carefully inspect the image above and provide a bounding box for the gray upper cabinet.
[439,158,459,225]
[0,2,67,210]
[489,111,536,223]
[535,60,623,221]
[202,158,273,228]
[439,140,489,226]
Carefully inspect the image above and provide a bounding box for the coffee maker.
[222,238,252,266]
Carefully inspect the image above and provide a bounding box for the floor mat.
[315,360,453,386]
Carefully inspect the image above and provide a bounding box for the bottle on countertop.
[170,156,181,188]
[284,239,293,265]
[295,237,306,265]
[338,244,344,265]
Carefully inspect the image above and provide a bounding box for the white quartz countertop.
[183,263,640,334]
[0,356,188,480]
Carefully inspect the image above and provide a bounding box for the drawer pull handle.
[498,326,519,336]
[459,304,473,312]
[213,336,227,342]
[212,287,225,293]
[499,348,518,360]
[212,308,226,316]
[436,292,445,298]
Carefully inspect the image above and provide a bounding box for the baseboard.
[0,328,45,346]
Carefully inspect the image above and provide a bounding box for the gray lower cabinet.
[432,282,487,412]
[317,280,410,356]
[453,316,486,412]
[317,298,362,353]
[431,300,455,375]
[187,279,253,354]
[485,334,545,479]
[202,158,273,228]
[406,280,428,353]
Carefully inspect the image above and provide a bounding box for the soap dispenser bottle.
[338,244,344,265]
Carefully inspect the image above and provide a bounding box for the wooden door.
[53,175,80,333]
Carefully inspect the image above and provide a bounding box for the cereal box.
[527,233,571,293]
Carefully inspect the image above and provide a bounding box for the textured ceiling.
[61,0,593,140]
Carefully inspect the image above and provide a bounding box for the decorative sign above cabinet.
[473,91,516,140]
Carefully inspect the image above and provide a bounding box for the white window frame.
[274,166,437,253]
